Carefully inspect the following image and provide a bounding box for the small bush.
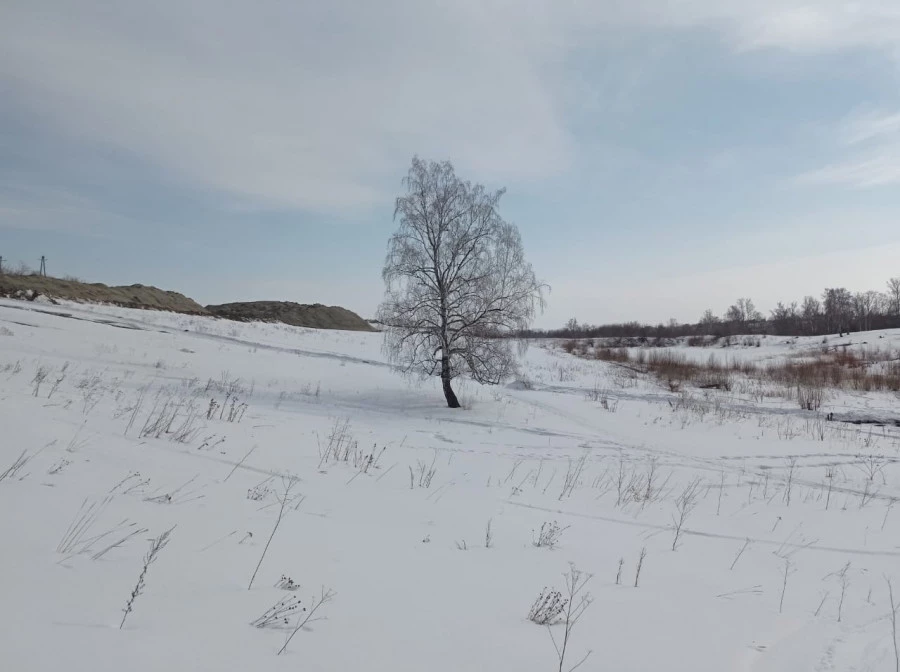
[560,339,579,354]
[533,520,568,549]
[527,587,567,625]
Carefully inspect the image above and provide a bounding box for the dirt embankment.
[0,275,208,313]
[205,301,375,332]
[0,275,375,331]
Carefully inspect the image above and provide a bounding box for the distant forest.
[522,278,900,340]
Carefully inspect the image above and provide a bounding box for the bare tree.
[699,309,720,334]
[853,291,879,332]
[823,288,853,334]
[887,278,900,317]
[378,157,545,408]
[725,298,762,326]
[801,296,822,334]
[770,302,798,334]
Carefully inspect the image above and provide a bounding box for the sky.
[2,1,900,329]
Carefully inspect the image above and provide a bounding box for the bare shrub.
[140,393,200,444]
[277,587,335,655]
[671,478,702,550]
[409,453,437,488]
[247,477,274,502]
[783,458,797,506]
[527,587,567,625]
[560,340,579,355]
[275,575,301,591]
[31,365,49,397]
[249,476,302,590]
[636,457,666,506]
[47,369,67,398]
[124,385,149,437]
[796,384,824,411]
[533,520,568,549]
[545,565,593,672]
[252,594,304,628]
[559,452,589,500]
[317,417,356,468]
[858,453,887,483]
[569,339,900,396]
[634,547,647,587]
[593,347,629,363]
[585,382,619,411]
[346,444,387,483]
[830,561,852,622]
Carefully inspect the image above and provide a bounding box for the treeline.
[522,278,900,339]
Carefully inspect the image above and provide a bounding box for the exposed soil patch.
[205,301,375,332]
[0,275,207,314]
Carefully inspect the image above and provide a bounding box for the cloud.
[841,109,900,145]
[0,1,573,214]
[796,108,900,187]
[552,1,900,53]
[3,1,900,215]
[796,152,900,188]
[0,181,126,235]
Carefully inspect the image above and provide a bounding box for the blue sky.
[2,1,900,328]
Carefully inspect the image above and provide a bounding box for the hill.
[0,274,207,313]
[205,301,375,331]
[0,275,374,331]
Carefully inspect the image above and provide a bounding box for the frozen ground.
[1,298,899,672]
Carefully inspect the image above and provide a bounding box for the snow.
[1,297,898,671]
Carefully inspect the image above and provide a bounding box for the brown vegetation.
[562,339,900,408]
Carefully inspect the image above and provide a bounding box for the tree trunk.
[441,357,460,408]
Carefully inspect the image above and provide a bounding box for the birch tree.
[378,157,544,408]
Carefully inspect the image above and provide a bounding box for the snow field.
[1,298,899,671]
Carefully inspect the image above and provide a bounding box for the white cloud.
[3,1,900,214]
[555,1,900,53]
[796,152,900,187]
[0,1,574,214]
[0,181,125,235]
[796,108,900,187]
[841,109,900,145]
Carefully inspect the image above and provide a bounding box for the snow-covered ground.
[1,298,898,672]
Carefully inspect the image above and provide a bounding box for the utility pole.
[0,256,4,274]
[39,255,46,277]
